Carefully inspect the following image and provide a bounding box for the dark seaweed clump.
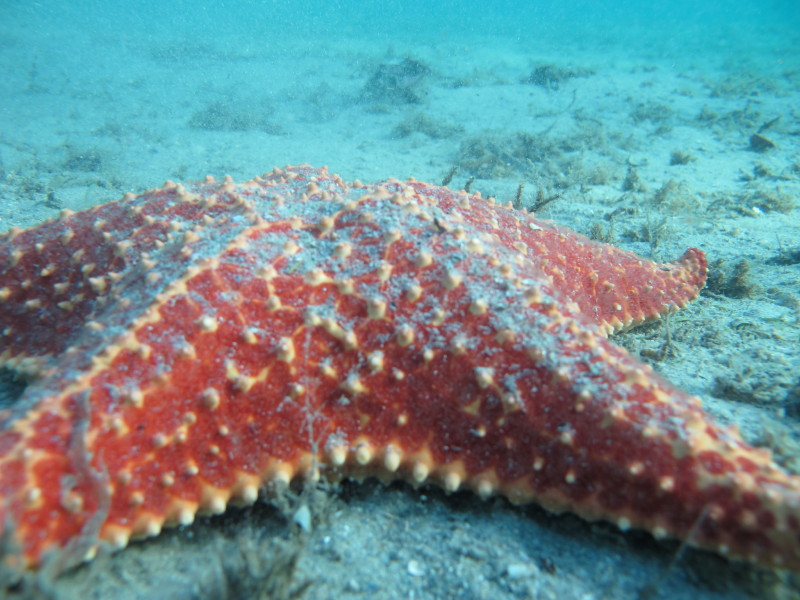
[188,101,284,134]
[360,58,431,105]
[523,64,593,90]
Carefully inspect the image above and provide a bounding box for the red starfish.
[0,165,797,574]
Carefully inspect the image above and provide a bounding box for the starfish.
[0,165,798,575]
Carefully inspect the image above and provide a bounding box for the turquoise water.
[5,1,799,73]
[8,1,799,40]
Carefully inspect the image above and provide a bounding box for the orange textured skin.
[0,165,798,573]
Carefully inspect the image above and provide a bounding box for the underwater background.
[1,1,799,598]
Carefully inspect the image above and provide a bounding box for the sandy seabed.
[1,4,799,598]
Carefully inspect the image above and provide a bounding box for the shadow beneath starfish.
[2,477,796,600]
[0,368,26,412]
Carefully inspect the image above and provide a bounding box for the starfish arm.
[406,180,709,336]
[0,178,253,376]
